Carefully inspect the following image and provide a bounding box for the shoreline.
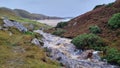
[37,18,71,27]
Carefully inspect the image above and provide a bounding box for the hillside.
[0,6,61,67]
[0,7,52,31]
[50,0,120,66]
[0,7,19,18]
[0,18,60,68]
[0,7,63,20]
[63,0,120,41]
[57,0,120,53]
[1,0,120,67]
[14,9,63,20]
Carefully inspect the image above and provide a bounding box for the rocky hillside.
[0,7,63,20]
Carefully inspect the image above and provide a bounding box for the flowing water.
[34,30,119,68]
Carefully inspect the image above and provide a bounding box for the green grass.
[0,8,59,68]
[0,29,60,68]
[10,17,52,30]
[52,28,66,36]
[0,7,19,19]
[0,18,60,68]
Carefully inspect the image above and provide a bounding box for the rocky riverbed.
[34,30,119,68]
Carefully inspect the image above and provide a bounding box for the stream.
[34,30,119,68]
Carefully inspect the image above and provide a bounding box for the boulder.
[3,19,28,32]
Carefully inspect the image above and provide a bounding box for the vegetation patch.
[52,29,66,36]
[89,25,101,34]
[0,24,60,68]
[106,2,114,7]
[93,4,105,10]
[0,18,4,25]
[71,33,106,50]
[102,47,120,65]
[108,13,120,29]
[56,22,68,28]
[10,18,51,30]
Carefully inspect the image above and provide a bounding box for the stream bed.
[34,30,119,68]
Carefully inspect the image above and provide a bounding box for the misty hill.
[0,7,63,20]
[14,9,63,20]
[0,7,19,18]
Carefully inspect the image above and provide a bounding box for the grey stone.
[3,19,28,32]
[31,38,41,46]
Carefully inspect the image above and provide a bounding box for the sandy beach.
[37,19,71,27]
[37,19,63,27]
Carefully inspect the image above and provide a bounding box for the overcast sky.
[0,0,115,17]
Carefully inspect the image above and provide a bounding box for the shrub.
[93,4,105,10]
[71,33,106,50]
[89,25,101,34]
[102,47,120,65]
[56,22,68,28]
[108,13,120,29]
[52,29,66,36]
[106,2,114,7]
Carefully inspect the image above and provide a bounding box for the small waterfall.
[34,30,119,68]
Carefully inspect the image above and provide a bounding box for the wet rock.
[31,38,41,46]
[92,51,101,61]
